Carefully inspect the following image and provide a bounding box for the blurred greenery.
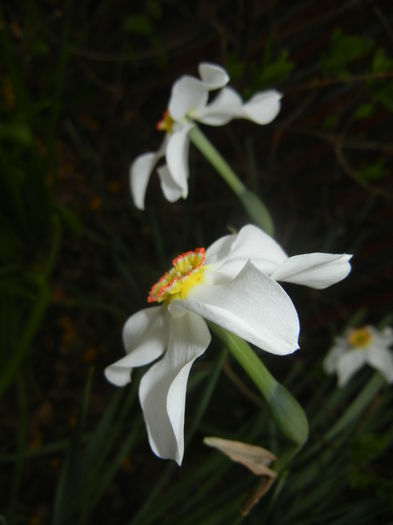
[1,1,393,524]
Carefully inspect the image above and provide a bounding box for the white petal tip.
[104,365,131,387]
[198,63,229,89]
[242,89,282,124]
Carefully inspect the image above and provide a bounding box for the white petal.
[198,63,229,89]
[122,306,168,354]
[168,76,209,121]
[204,231,235,263]
[367,345,393,383]
[336,350,366,386]
[323,342,346,374]
[374,326,393,346]
[196,87,244,126]
[165,125,192,198]
[104,307,167,387]
[271,253,352,289]
[206,224,288,281]
[157,165,183,203]
[139,310,211,464]
[130,150,163,210]
[242,90,282,124]
[180,261,299,355]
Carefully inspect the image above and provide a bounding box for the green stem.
[210,323,308,447]
[188,125,275,235]
[188,125,245,195]
[324,372,384,442]
[210,323,277,395]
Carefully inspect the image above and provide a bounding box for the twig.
[222,360,264,407]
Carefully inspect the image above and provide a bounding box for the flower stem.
[324,372,385,442]
[188,124,245,195]
[188,125,274,235]
[210,323,309,447]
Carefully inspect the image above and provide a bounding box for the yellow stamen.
[148,248,206,304]
[347,327,372,349]
[156,109,175,133]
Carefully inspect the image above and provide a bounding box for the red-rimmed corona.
[156,109,175,133]
[148,248,206,304]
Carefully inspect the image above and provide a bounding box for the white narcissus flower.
[324,325,393,386]
[105,225,352,464]
[105,225,351,464]
[130,62,282,209]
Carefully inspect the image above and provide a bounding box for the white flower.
[324,325,393,386]
[105,225,352,464]
[130,63,282,209]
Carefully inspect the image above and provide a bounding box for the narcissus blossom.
[105,225,352,464]
[130,63,282,209]
[324,325,393,386]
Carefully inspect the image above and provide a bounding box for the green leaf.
[226,53,246,82]
[356,162,389,182]
[253,49,294,88]
[123,15,153,36]
[321,29,373,75]
[372,48,393,73]
[351,433,390,465]
[354,103,375,120]
[0,123,32,146]
[57,203,84,238]
[322,114,339,130]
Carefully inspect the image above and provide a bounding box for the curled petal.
[130,150,163,210]
[196,87,243,125]
[105,307,167,387]
[166,125,192,198]
[181,261,300,356]
[271,253,352,289]
[206,224,288,281]
[367,346,393,383]
[157,165,184,203]
[139,310,211,464]
[336,350,366,386]
[198,63,230,89]
[242,90,282,124]
[168,76,209,121]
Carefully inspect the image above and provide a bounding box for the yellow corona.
[148,248,206,304]
[347,327,372,349]
[156,109,175,133]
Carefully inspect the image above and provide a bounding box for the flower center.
[347,327,372,349]
[156,109,175,133]
[148,248,206,304]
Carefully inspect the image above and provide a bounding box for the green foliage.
[372,48,393,74]
[226,53,246,82]
[354,48,393,118]
[123,15,154,36]
[122,0,165,67]
[321,29,373,76]
[321,30,393,123]
[356,162,389,182]
[227,36,294,93]
[354,102,375,120]
[251,41,295,89]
